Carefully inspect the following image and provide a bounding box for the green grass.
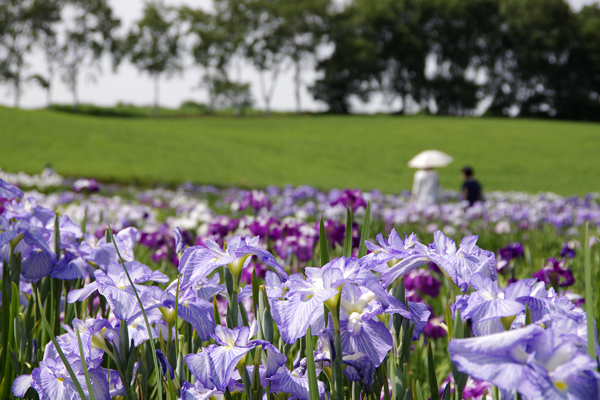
[2,106,600,195]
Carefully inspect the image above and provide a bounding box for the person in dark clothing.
[461,166,483,206]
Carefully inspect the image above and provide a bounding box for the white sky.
[2,0,598,113]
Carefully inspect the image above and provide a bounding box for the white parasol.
[407,150,453,169]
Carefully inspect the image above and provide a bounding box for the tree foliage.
[126,0,183,114]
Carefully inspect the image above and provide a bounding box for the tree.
[245,0,328,114]
[0,0,61,108]
[312,0,428,114]
[60,0,120,107]
[126,1,183,115]
[183,0,251,116]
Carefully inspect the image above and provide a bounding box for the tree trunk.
[259,72,270,116]
[294,56,301,114]
[153,75,160,116]
[71,70,79,109]
[14,81,20,109]
[14,64,21,108]
[47,85,52,108]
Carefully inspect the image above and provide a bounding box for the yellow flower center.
[554,381,567,391]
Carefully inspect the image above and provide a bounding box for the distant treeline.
[2,0,600,119]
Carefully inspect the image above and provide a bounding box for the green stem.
[108,226,164,400]
[584,223,597,361]
[77,328,97,400]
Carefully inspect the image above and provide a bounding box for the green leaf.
[319,216,329,267]
[239,363,256,400]
[343,206,353,258]
[403,387,413,400]
[77,328,97,400]
[252,269,259,312]
[414,381,424,400]
[445,304,453,341]
[584,223,597,361]
[398,319,415,365]
[427,342,440,400]
[304,326,321,400]
[213,295,221,327]
[357,201,371,258]
[452,309,463,339]
[259,290,274,343]
[36,289,89,400]
[395,361,406,400]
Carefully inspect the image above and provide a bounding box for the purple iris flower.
[54,318,113,364]
[314,332,375,391]
[518,282,582,326]
[532,258,575,288]
[497,242,524,271]
[269,366,327,400]
[179,235,287,291]
[67,261,169,320]
[337,284,393,366]
[320,219,345,248]
[439,374,491,400]
[51,252,92,280]
[124,312,161,346]
[330,189,367,212]
[206,216,239,239]
[428,231,497,292]
[294,235,315,262]
[498,242,524,261]
[72,178,101,193]
[161,287,215,340]
[449,324,600,399]
[404,268,441,298]
[456,273,535,336]
[240,259,268,285]
[155,349,175,380]
[361,230,418,273]
[248,216,275,238]
[271,257,361,344]
[424,315,447,340]
[13,356,110,400]
[174,226,185,254]
[4,197,53,224]
[0,177,23,200]
[20,229,57,282]
[78,227,137,270]
[186,324,286,391]
[560,242,577,259]
[180,381,222,400]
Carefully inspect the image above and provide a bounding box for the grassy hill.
[2,106,600,195]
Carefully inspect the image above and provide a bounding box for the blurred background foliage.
[2,0,600,119]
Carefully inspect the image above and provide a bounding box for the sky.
[2,0,599,113]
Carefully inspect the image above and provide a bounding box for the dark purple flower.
[424,315,447,340]
[532,257,575,288]
[559,242,576,259]
[330,189,367,212]
[294,236,315,262]
[72,178,100,193]
[428,261,442,275]
[207,216,239,238]
[248,217,276,238]
[319,219,345,248]
[404,269,441,298]
[240,259,268,284]
[498,242,524,261]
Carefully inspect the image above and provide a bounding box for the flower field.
[1,170,599,400]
